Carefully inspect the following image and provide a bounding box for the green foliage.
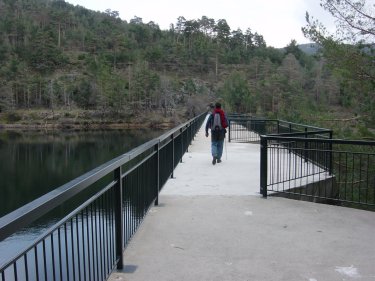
[0,0,372,139]
[28,30,68,73]
[3,112,21,123]
[71,78,96,108]
[358,125,375,139]
[302,0,374,131]
[219,72,254,113]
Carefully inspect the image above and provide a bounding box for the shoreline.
[0,122,175,131]
[0,109,185,131]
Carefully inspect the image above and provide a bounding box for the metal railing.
[0,113,206,281]
[227,115,375,209]
[227,117,331,143]
[260,136,375,208]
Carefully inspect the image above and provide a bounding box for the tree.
[322,0,374,43]
[244,28,254,50]
[28,30,67,74]
[199,16,215,38]
[278,53,304,92]
[175,16,186,44]
[253,32,266,47]
[302,0,375,81]
[215,19,231,45]
[285,40,303,61]
[302,0,375,124]
[219,71,253,113]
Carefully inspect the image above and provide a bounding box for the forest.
[0,0,374,138]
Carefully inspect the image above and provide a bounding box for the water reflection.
[0,129,163,217]
[0,129,163,267]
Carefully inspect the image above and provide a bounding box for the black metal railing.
[227,117,331,143]
[227,115,375,209]
[260,136,375,208]
[0,112,206,281]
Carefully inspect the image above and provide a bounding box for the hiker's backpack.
[211,113,225,141]
[212,113,222,131]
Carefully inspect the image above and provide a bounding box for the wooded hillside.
[0,0,373,137]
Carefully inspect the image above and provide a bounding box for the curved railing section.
[227,115,375,209]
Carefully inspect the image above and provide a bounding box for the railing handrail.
[227,115,331,132]
[265,130,332,137]
[261,135,375,146]
[0,112,207,242]
[276,119,330,131]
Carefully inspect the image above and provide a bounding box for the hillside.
[298,43,321,55]
[0,0,373,138]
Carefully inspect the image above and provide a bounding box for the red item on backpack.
[213,108,227,128]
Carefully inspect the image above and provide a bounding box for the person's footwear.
[212,157,216,165]
[217,159,222,163]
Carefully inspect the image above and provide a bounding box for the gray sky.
[66,0,337,48]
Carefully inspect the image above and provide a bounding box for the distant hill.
[298,43,321,55]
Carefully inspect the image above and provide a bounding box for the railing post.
[260,137,268,198]
[329,131,333,175]
[186,125,189,153]
[304,127,308,162]
[180,128,183,163]
[171,134,175,178]
[191,121,194,141]
[154,142,160,206]
[228,119,231,142]
[114,166,124,269]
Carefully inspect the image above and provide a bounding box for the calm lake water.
[0,128,164,265]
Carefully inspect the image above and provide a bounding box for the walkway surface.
[109,120,375,281]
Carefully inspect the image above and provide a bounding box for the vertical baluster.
[98,197,104,280]
[345,152,348,201]
[58,228,63,281]
[90,203,99,280]
[87,207,92,281]
[103,192,108,275]
[34,246,40,281]
[338,152,342,202]
[81,211,87,281]
[64,223,70,281]
[104,192,110,275]
[92,203,98,281]
[171,135,175,178]
[366,154,370,205]
[76,215,82,281]
[102,193,106,276]
[155,143,160,206]
[351,153,355,202]
[13,262,18,281]
[260,137,268,197]
[42,240,47,281]
[51,233,56,281]
[24,253,29,281]
[70,219,76,281]
[359,154,362,204]
[109,187,114,269]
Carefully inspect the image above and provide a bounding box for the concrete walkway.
[109,120,375,281]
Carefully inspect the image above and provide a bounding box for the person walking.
[205,102,228,165]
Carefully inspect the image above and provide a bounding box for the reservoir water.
[0,128,164,266]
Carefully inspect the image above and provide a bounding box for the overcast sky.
[65,0,337,48]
